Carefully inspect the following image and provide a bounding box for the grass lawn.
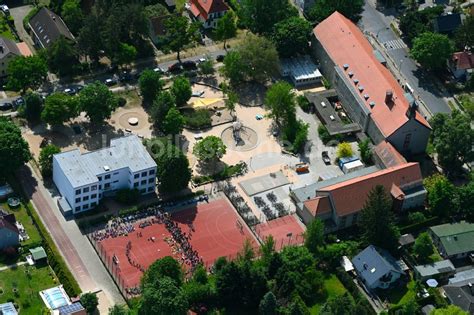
[0,264,59,315]
[310,274,347,314]
[0,202,42,267]
[379,275,416,307]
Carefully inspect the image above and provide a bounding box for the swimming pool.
[39,286,70,310]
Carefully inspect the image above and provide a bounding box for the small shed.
[398,233,415,248]
[342,160,364,174]
[414,259,455,282]
[30,246,47,264]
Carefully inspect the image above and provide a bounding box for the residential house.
[293,162,426,232]
[0,36,21,77]
[352,245,405,290]
[443,279,474,314]
[53,135,157,215]
[414,259,456,282]
[188,0,229,29]
[0,211,19,250]
[28,7,74,49]
[0,302,18,315]
[449,51,474,81]
[149,15,171,46]
[312,12,431,157]
[429,222,474,259]
[433,13,463,35]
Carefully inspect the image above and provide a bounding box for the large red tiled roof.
[313,12,430,137]
[319,162,423,216]
[189,0,229,20]
[374,141,407,168]
[452,51,474,70]
[304,196,331,216]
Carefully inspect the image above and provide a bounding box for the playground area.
[254,215,305,251]
[91,199,258,294]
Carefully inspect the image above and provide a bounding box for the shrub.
[115,188,140,205]
[337,142,353,158]
[183,109,212,129]
[318,124,332,144]
[408,211,426,223]
[297,95,311,112]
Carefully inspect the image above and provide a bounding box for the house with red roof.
[312,12,431,157]
[188,0,229,29]
[296,162,425,231]
[449,51,474,81]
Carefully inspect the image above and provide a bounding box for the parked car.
[255,114,263,120]
[197,58,206,64]
[0,5,9,15]
[322,151,331,164]
[104,78,117,86]
[0,102,12,111]
[182,60,197,70]
[168,62,182,73]
[12,97,24,109]
[216,55,225,62]
[119,71,133,82]
[64,87,76,95]
[153,67,165,73]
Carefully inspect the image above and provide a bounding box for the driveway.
[9,5,36,53]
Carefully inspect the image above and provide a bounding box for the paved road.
[18,165,125,308]
[9,5,35,53]
[359,0,451,115]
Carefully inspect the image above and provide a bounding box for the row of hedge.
[192,162,247,186]
[399,216,441,235]
[335,268,376,315]
[24,202,82,297]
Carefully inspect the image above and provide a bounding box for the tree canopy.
[170,76,192,106]
[455,16,474,50]
[162,15,200,61]
[41,93,78,126]
[423,174,458,218]
[61,0,84,35]
[150,91,176,128]
[6,55,48,93]
[39,144,61,178]
[138,69,164,104]
[21,92,43,124]
[264,81,296,128]
[79,82,118,124]
[431,305,470,315]
[193,136,227,164]
[80,292,98,314]
[413,232,434,263]
[272,17,312,57]
[162,107,185,136]
[215,11,237,49]
[358,185,400,251]
[307,0,364,23]
[240,0,297,34]
[304,219,325,255]
[0,118,31,179]
[45,36,79,76]
[399,6,444,46]
[411,32,453,70]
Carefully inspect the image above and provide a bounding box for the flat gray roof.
[54,135,157,188]
[414,259,455,277]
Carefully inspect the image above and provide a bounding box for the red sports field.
[96,199,258,289]
[254,215,305,251]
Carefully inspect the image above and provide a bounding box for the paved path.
[18,165,124,310]
[0,261,26,271]
[10,5,36,53]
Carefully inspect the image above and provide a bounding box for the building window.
[91,202,97,207]
[141,180,146,185]
[149,169,155,175]
[105,174,111,180]
[97,176,102,181]
[91,185,97,191]
[113,180,119,183]
[75,189,81,195]
[140,188,146,193]
[75,206,80,212]
[83,196,89,201]
[104,183,111,189]
[134,174,139,179]
[91,194,97,199]
[113,172,119,175]
[99,193,102,198]
[141,171,147,177]
[83,187,90,193]
[83,204,89,210]
[134,182,139,188]
[75,197,81,203]
[148,178,154,184]
[148,187,154,192]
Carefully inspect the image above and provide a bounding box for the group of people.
[125,241,145,273]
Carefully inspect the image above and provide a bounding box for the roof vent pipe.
[343,64,349,70]
[385,90,393,104]
[348,71,354,78]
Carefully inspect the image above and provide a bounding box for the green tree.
[319,293,355,315]
[144,3,168,18]
[108,304,129,315]
[193,135,227,164]
[77,15,103,63]
[400,299,419,315]
[0,118,31,179]
[337,142,353,159]
[423,174,458,217]
[272,17,312,57]
[138,69,164,104]
[458,182,474,221]
[259,291,277,315]
[215,11,237,49]
[61,0,84,34]
[7,55,48,93]
[41,93,78,126]
[150,91,176,128]
[142,256,183,287]
[411,32,453,70]
[264,81,296,128]
[223,87,238,117]
[399,6,444,46]
[39,144,61,178]
[358,185,400,251]
[162,107,185,136]
[80,292,98,315]
[240,0,297,34]
[429,111,474,176]
[162,15,200,61]
[115,43,137,68]
[307,0,364,23]
[304,219,325,255]
[431,305,469,315]
[79,82,118,124]
[221,51,246,85]
[198,59,215,77]
[171,76,192,106]
[455,16,474,50]
[22,92,43,124]
[288,294,310,315]
[46,36,79,76]
[358,139,372,164]
[147,139,191,193]
[413,232,434,262]
[140,277,188,315]
[237,33,279,83]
